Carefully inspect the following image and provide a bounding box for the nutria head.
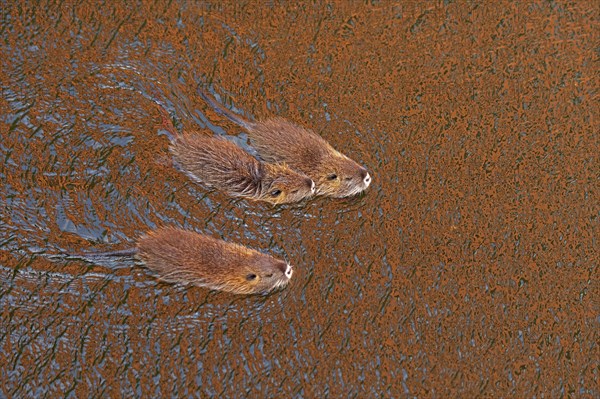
[232,255,294,294]
[311,151,372,198]
[258,163,316,204]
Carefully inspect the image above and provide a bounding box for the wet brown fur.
[199,90,371,198]
[159,108,314,204]
[137,227,292,295]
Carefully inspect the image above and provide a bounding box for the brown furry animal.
[82,227,293,295]
[159,108,315,204]
[199,90,372,198]
[136,227,293,295]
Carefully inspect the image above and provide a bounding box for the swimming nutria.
[79,227,293,295]
[159,107,315,204]
[198,90,372,198]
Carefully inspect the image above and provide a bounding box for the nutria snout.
[137,227,293,295]
[199,90,372,198]
[159,107,315,204]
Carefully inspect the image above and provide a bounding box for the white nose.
[310,180,316,193]
[364,173,371,187]
[285,263,293,279]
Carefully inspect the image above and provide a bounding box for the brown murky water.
[1,1,598,397]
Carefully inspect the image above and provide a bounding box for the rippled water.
[1,2,598,397]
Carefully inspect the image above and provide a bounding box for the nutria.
[158,107,315,204]
[198,90,372,198]
[79,227,293,295]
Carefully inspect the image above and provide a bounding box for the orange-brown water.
[1,1,598,397]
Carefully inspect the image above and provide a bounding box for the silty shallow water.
[1,2,598,397]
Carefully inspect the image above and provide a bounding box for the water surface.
[1,1,598,397]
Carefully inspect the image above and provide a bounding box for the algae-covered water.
[1,2,598,397]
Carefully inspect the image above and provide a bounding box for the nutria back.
[137,227,293,295]
[171,133,264,197]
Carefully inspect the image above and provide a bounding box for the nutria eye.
[328,174,338,180]
[246,273,257,281]
[270,189,282,197]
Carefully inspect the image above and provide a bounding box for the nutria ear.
[305,178,315,191]
[251,162,266,186]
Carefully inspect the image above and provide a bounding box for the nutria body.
[83,227,293,295]
[159,108,315,204]
[199,90,372,198]
[137,227,293,294]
